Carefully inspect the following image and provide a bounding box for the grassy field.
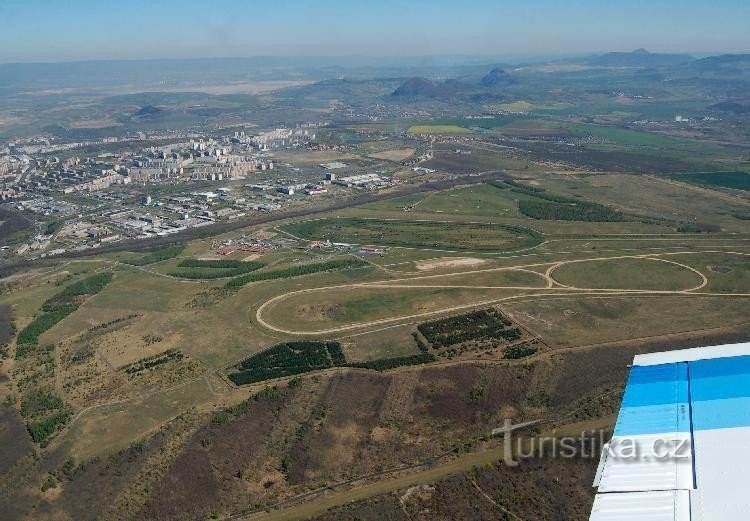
[260,286,520,333]
[534,173,750,232]
[505,295,750,349]
[368,148,415,161]
[549,257,704,290]
[362,184,520,218]
[392,268,547,288]
[282,217,542,252]
[340,324,422,362]
[565,122,682,147]
[674,252,750,293]
[407,124,473,135]
[352,176,698,234]
[66,377,215,461]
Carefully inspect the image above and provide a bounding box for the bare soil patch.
[295,303,343,321]
[415,257,487,271]
[369,148,415,161]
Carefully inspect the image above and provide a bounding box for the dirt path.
[234,415,615,521]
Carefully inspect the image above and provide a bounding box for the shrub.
[20,388,65,418]
[28,411,70,443]
[122,349,183,374]
[504,345,537,359]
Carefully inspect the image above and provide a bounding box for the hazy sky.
[1,0,749,63]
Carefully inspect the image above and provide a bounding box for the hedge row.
[347,353,436,371]
[225,258,368,288]
[504,345,538,359]
[168,259,264,279]
[122,349,183,374]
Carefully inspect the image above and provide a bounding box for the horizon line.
[2,49,749,67]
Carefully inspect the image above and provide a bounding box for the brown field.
[5,326,748,520]
[504,295,750,349]
[311,456,598,521]
[0,407,34,476]
[368,148,415,161]
[68,118,122,129]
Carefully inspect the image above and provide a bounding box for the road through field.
[254,250,750,336]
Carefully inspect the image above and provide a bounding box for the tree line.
[16,272,113,349]
[228,340,438,386]
[225,258,368,288]
[168,258,265,279]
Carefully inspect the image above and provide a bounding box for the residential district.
[0,126,401,260]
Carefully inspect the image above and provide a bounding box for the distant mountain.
[392,77,436,97]
[479,67,515,88]
[587,48,694,67]
[708,100,750,114]
[688,54,750,74]
[133,105,164,119]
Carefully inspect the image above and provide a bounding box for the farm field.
[548,256,705,290]
[368,148,415,161]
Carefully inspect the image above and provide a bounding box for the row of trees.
[122,244,185,266]
[347,353,436,371]
[518,199,627,222]
[225,258,368,288]
[122,349,183,375]
[16,273,113,349]
[499,180,629,222]
[168,259,265,279]
[412,332,430,353]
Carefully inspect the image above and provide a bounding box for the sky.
[1,0,749,63]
